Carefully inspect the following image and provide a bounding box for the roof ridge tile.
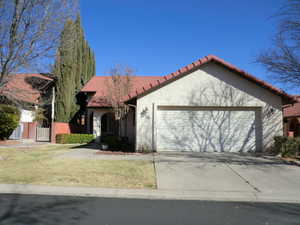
[125,55,295,102]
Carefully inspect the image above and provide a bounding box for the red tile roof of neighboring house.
[81,55,296,107]
[0,73,53,104]
[283,96,300,118]
[81,76,161,107]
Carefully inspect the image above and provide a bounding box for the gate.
[36,127,50,142]
[9,124,23,140]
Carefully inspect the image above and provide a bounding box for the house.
[283,95,300,137]
[80,55,295,153]
[0,73,54,140]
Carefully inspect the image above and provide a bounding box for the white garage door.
[156,107,259,152]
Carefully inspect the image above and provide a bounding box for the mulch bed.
[280,157,300,166]
[0,140,20,146]
[95,150,152,155]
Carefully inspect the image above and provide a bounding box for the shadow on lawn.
[71,142,100,150]
[71,141,135,153]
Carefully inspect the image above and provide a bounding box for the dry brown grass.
[0,145,156,189]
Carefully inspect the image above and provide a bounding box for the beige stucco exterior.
[89,108,135,143]
[136,62,283,152]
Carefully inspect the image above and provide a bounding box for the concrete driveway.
[154,152,300,197]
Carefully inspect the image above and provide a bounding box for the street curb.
[0,184,300,204]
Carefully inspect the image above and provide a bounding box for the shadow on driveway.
[154,152,300,192]
[155,151,288,166]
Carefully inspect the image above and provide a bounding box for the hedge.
[0,104,20,140]
[56,133,95,144]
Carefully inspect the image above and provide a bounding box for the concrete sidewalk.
[1,184,300,204]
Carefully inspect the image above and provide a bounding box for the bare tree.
[0,0,78,87]
[257,0,300,91]
[105,65,134,136]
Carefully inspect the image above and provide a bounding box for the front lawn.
[0,145,156,189]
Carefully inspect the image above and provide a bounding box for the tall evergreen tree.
[75,14,83,89]
[54,15,96,122]
[54,19,77,122]
[74,14,95,88]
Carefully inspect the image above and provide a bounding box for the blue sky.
[80,0,286,89]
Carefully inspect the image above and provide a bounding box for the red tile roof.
[0,74,53,104]
[81,76,161,107]
[81,55,296,107]
[283,96,300,118]
[125,55,295,102]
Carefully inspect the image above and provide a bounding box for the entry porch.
[85,108,136,144]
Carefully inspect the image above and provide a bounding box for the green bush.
[101,135,121,149]
[137,144,152,153]
[273,136,288,154]
[101,135,133,152]
[56,133,95,144]
[0,104,20,140]
[281,138,300,157]
[273,136,300,157]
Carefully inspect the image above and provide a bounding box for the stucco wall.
[91,108,135,143]
[92,109,110,142]
[136,62,283,152]
[20,109,35,123]
[50,122,71,143]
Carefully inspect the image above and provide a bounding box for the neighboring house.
[283,95,300,137]
[80,55,295,153]
[0,73,54,140]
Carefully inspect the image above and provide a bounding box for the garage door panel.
[157,109,256,152]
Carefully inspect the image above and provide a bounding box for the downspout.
[51,86,55,123]
[51,87,55,143]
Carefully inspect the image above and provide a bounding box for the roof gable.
[125,55,295,103]
[0,73,53,104]
[81,76,162,107]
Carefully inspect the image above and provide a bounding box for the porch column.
[86,109,91,134]
[93,111,106,142]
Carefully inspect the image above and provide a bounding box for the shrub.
[0,104,20,140]
[101,135,120,149]
[273,136,288,154]
[281,137,300,157]
[101,135,134,152]
[137,144,152,153]
[56,133,94,144]
[273,136,300,157]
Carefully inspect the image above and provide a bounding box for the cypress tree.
[54,19,77,122]
[91,50,96,78]
[75,14,83,89]
[54,14,96,122]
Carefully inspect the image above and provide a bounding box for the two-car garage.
[156,106,262,153]
[135,56,290,153]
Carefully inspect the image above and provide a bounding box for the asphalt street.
[0,194,300,225]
